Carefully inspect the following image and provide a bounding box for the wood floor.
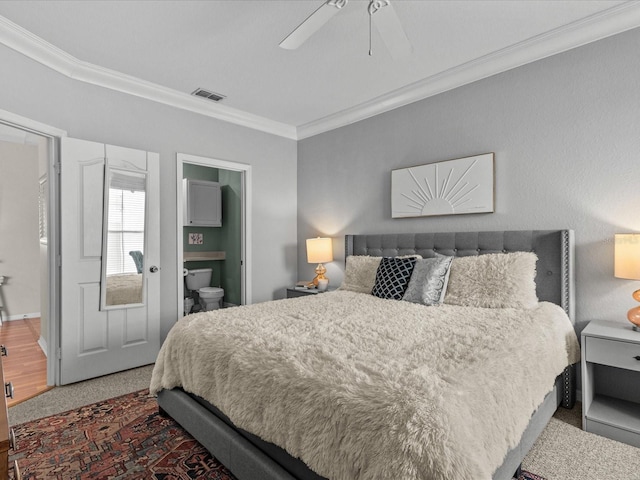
[0,318,51,407]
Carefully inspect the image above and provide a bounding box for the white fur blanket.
[150,290,579,480]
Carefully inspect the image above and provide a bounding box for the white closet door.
[59,137,160,385]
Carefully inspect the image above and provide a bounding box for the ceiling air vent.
[191,88,226,102]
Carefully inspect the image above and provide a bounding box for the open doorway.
[176,153,252,318]
[0,111,64,397]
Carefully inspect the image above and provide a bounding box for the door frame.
[0,108,67,386]
[176,153,252,317]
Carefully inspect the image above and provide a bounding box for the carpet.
[9,388,546,479]
[10,389,235,479]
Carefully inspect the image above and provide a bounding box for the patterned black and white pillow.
[371,257,417,300]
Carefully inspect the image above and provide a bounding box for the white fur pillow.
[443,252,538,309]
[339,256,382,293]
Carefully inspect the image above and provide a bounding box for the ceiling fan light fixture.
[367,0,388,15]
[368,0,412,59]
[278,0,411,58]
[279,0,348,50]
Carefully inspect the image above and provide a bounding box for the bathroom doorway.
[176,153,251,318]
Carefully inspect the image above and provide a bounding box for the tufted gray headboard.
[345,230,575,324]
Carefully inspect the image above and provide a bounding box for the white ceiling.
[0,0,639,139]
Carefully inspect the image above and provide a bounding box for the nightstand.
[286,287,334,299]
[581,320,640,447]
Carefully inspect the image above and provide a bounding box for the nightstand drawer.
[586,337,640,372]
[286,288,318,298]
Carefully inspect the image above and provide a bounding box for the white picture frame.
[391,153,494,218]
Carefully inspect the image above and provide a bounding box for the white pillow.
[339,256,382,293]
[443,252,538,309]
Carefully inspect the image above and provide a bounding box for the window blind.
[106,188,146,275]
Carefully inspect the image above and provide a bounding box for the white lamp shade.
[615,234,640,280]
[306,237,333,264]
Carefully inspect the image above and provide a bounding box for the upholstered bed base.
[157,229,577,480]
[158,375,562,480]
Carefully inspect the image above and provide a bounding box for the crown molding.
[0,15,297,140]
[1,2,639,142]
[297,1,640,140]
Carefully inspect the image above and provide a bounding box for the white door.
[59,138,160,385]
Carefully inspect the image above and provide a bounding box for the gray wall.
[0,42,298,340]
[219,168,243,306]
[298,27,640,332]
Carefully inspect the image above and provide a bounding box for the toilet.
[185,268,224,311]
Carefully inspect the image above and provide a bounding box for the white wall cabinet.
[183,178,222,227]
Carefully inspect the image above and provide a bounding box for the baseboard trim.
[38,335,48,357]
[4,312,40,321]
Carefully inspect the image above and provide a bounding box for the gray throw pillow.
[402,257,453,305]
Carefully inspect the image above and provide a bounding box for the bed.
[151,230,579,480]
[104,273,143,305]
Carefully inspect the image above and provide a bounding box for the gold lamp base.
[306,263,328,288]
[628,289,640,331]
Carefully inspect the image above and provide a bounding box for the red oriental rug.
[9,388,546,479]
[518,473,545,480]
[9,389,235,479]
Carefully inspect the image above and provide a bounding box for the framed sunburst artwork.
[391,153,494,218]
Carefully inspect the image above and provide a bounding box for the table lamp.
[614,233,640,330]
[306,237,333,288]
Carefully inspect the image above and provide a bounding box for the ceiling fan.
[279,0,412,58]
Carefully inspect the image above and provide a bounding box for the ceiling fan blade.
[279,0,347,50]
[369,0,412,59]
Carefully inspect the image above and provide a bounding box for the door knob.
[149,266,159,273]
